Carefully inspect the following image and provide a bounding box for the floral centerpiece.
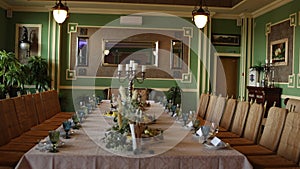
[102,86,163,154]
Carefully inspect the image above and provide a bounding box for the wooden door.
[216,56,239,98]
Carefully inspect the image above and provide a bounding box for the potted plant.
[0,50,27,97]
[166,85,182,105]
[27,56,51,92]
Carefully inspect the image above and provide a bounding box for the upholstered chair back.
[32,93,47,124]
[205,95,217,120]
[243,102,264,142]
[219,98,237,130]
[277,112,300,163]
[197,93,210,119]
[286,98,300,113]
[0,100,10,146]
[208,96,226,124]
[12,96,37,133]
[259,107,287,151]
[0,99,22,140]
[230,101,250,136]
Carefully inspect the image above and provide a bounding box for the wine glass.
[210,122,219,136]
[62,121,71,139]
[72,114,80,129]
[77,110,84,123]
[48,130,60,152]
[201,125,211,143]
[171,104,177,117]
[182,112,189,126]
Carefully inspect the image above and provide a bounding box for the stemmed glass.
[72,114,80,129]
[182,112,189,126]
[171,104,177,117]
[210,122,219,135]
[76,110,84,123]
[201,125,211,143]
[48,130,60,152]
[62,121,71,139]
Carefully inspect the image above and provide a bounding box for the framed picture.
[77,37,89,66]
[170,40,183,69]
[270,38,288,66]
[15,24,42,63]
[211,34,240,46]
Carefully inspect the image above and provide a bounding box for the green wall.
[1,11,50,59]
[58,13,200,111]
[1,10,241,112]
[0,8,8,49]
[211,18,241,53]
[253,0,300,102]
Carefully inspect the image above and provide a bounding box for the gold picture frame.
[270,38,288,66]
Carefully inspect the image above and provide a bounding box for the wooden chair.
[247,112,300,168]
[216,100,250,138]
[221,101,264,146]
[197,93,210,119]
[219,98,237,131]
[233,106,287,156]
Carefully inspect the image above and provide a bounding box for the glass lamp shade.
[20,42,30,50]
[52,0,69,24]
[192,8,209,29]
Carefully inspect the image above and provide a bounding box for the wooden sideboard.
[247,86,282,116]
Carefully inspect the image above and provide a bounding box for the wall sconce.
[19,26,33,57]
[192,0,210,29]
[52,0,69,24]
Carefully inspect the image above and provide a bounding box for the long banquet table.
[16,101,253,169]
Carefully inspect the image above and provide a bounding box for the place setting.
[193,121,230,150]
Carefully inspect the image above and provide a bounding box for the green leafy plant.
[0,50,51,98]
[250,62,265,72]
[27,56,51,91]
[0,50,27,97]
[166,85,182,105]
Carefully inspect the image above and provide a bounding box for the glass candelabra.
[117,60,146,98]
[264,59,275,87]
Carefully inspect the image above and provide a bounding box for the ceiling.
[0,0,293,19]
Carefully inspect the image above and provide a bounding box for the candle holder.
[117,60,146,98]
[264,60,275,88]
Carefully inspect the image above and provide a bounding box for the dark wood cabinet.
[247,86,282,116]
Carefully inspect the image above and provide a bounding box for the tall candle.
[118,64,123,71]
[129,124,137,150]
[132,63,138,70]
[265,59,269,64]
[125,64,129,71]
[130,60,134,68]
[142,65,146,72]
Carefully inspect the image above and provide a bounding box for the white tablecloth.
[16,102,252,169]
